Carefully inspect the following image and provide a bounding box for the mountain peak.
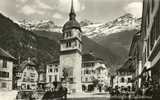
[17,19,62,33]
[119,13,134,19]
[82,13,141,38]
[80,19,94,27]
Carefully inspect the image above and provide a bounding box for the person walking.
[152,83,160,100]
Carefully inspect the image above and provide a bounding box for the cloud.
[124,2,142,18]
[35,0,53,10]
[19,5,44,15]
[58,0,85,13]
[53,12,63,19]
[16,0,28,3]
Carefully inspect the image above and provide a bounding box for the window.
[79,43,81,48]
[30,78,34,82]
[0,71,9,78]
[2,60,7,68]
[121,77,125,83]
[49,75,52,82]
[66,41,72,47]
[1,82,7,88]
[49,68,52,73]
[128,78,131,83]
[85,78,88,82]
[54,75,57,82]
[31,84,35,87]
[75,41,77,46]
[54,68,58,72]
[86,69,89,74]
[30,73,35,77]
[23,78,27,82]
[24,72,26,77]
[79,33,81,38]
[66,32,72,38]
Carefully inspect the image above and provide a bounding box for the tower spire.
[69,0,76,20]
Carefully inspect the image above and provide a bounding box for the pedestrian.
[152,83,160,100]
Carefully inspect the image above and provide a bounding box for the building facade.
[46,61,61,88]
[0,48,15,90]
[113,58,134,91]
[16,59,38,90]
[81,53,110,92]
[141,0,160,86]
[60,0,82,93]
[37,64,46,90]
[129,32,143,90]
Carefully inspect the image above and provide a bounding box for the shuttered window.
[0,71,9,78]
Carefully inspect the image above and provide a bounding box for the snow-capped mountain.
[80,19,94,27]
[17,13,141,38]
[82,13,141,38]
[17,19,62,33]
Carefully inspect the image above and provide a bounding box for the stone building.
[60,0,82,93]
[0,48,15,90]
[81,53,110,92]
[113,58,134,91]
[46,60,61,88]
[128,32,143,90]
[141,0,160,86]
[37,64,46,90]
[16,58,38,90]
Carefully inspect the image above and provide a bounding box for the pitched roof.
[82,53,103,62]
[17,60,36,72]
[0,48,16,60]
[37,64,46,73]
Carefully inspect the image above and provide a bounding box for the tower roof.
[63,0,81,32]
[69,0,76,20]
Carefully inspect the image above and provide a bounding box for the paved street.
[67,96,152,100]
[67,93,152,100]
[68,97,109,100]
[67,92,110,100]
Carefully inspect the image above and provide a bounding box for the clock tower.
[60,0,82,93]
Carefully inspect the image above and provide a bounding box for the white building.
[81,53,110,92]
[0,48,15,90]
[37,64,46,90]
[16,58,38,90]
[113,58,134,91]
[46,60,61,88]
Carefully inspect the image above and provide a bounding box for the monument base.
[65,82,82,93]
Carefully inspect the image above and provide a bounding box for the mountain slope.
[82,13,141,38]
[95,30,139,62]
[81,13,141,63]
[0,13,59,65]
[32,30,120,65]
[16,13,141,66]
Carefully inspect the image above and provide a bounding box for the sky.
[0,0,143,25]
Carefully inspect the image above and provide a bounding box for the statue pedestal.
[65,82,82,93]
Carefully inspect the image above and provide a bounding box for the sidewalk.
[0,90,18,100]
[67,92,110,98]
[110,95,152,100]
